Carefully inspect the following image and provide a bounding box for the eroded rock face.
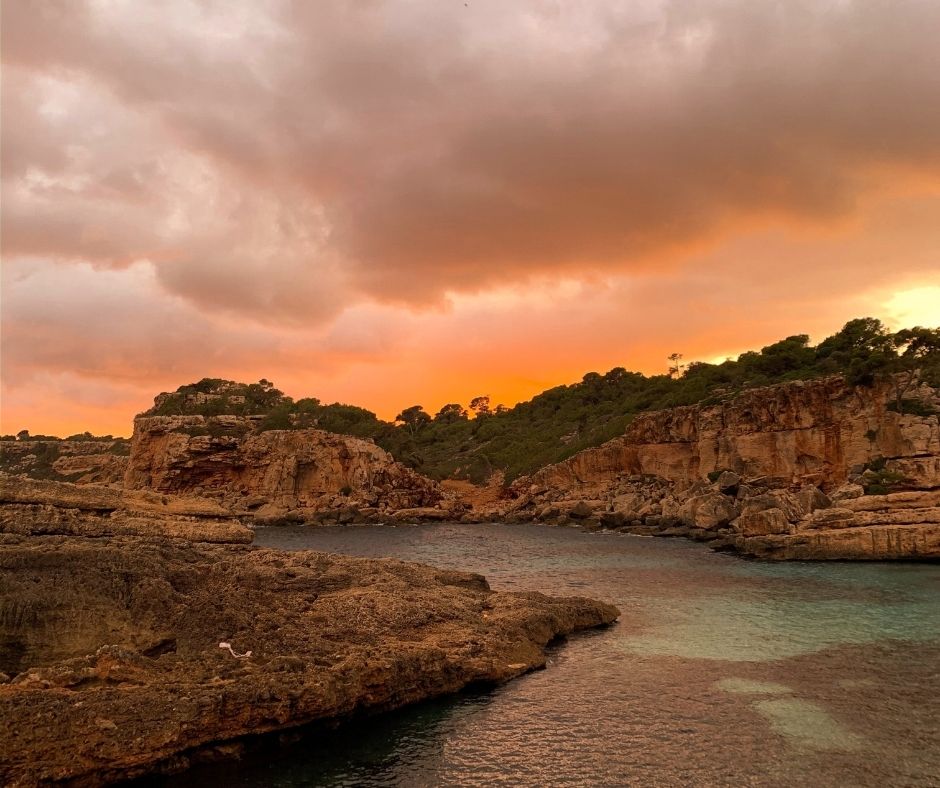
[524,376,940,492]
[0,474,253,544]
[0,535,618,786]
[124,416,443,518]
[0,440,128,485]
[485,376,940,560]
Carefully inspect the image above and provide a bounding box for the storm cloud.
[2,0,939,433]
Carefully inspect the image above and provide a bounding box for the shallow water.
[165,523,940,787]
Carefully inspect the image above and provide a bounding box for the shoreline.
[0,533,618,787]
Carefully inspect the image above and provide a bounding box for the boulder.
[391,507,451,522]
[831,483,865,502]
[599,511,627,529]
[715,470,741,494]
[739,491,803,522]
[252,503,293,525]
[733,508,790,536]
[569,501,595,519]
[678,492,738,530]
[796,485,831,514]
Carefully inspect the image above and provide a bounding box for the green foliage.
[435,403,469,422]
[887,399,938,417]
[258,404,294,431]
[65,432,117,442]
[147,379,291,417]
[315,404,385,438]
[395,405,432,435]
[142,317,940,484]
[861,457,910,495]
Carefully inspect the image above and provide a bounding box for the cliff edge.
[124,415,447,524]
[489,375,940,560]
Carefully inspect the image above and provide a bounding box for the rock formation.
[0,474,253,544]
[124,415,446,523]
[0,534,618,786]
[0,439,128,485]
[487,376,940,559]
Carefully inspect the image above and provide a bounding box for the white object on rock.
[219,641,252,659]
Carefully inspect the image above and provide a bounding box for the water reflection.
[151,523,940,787]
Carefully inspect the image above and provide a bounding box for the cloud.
[4,0,940,318]
[3,1,940,435]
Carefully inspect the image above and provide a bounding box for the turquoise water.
[160,523,940,787]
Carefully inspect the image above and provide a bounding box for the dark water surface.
[172,523,940,787]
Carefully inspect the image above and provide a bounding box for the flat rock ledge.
[0,535,618,787]
[0,474,253,545]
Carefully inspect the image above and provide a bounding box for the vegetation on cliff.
[140,318,940,482]
[0,435,130,482]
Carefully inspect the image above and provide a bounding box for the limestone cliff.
[524,376,938,491]
[0,474,253,544]
[124,415,443,522]
[492,376,940,560]
[0,439,128,485]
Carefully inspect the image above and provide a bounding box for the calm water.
[168,523,940,787]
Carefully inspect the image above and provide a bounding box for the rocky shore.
[0,530,617,786]
[0,474,253,544]
[3,373,938,562]
[478,376,940,560]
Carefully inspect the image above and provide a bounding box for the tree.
[395,405,431,436]
[435,403,469,422]
[814,318,896,386]
[470,396,491,417]
[16,430,29,441]
[667,353,685,379]
[754,335,814,377]
[244,379,286,411]
[604,367,628,383]
[891,327,940,408]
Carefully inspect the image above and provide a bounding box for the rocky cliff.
[124,415,445,523]
[0,474,254,544]
[491,376,940,560]
[0,439,129,485]
[0,535,618,786]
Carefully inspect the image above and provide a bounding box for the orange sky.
[2,1,940,438]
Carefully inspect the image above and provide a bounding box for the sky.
[2,0,939,437]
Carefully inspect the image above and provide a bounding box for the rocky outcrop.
[0,439,129,485]
[0,474,253,544]
[0,535,618,786]
[490,376,940,560]
[124,416,445,522]
[525,376,939,491]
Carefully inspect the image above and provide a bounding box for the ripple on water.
[157,522,940,788]
[620,596,940,661]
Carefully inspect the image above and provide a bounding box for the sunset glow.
[2,1,940,437]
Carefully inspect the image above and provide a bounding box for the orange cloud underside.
[3,2,940,436]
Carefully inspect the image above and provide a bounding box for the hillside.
[121,318,940,482]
